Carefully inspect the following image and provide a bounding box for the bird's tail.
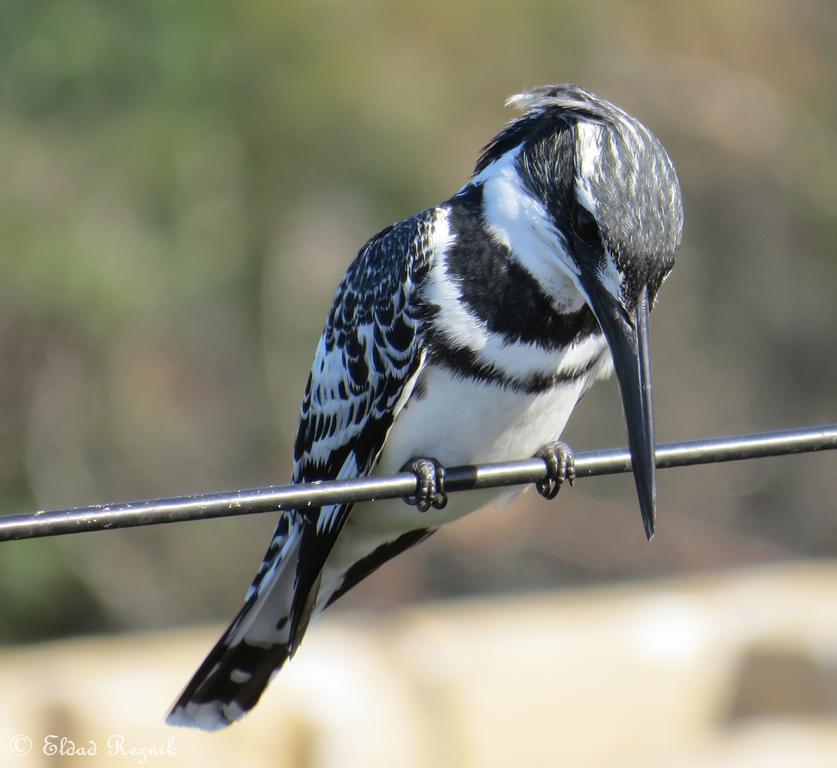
[166,521,313,731]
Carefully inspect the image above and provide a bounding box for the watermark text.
[9,733,177,765]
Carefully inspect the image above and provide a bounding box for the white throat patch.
[473,149,585,315]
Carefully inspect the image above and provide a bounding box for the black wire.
[1,423,835,542]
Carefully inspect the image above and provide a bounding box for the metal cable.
[1,423,835,542]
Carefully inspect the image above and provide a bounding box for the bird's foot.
[534,441,576,500]
[402,457,447,512]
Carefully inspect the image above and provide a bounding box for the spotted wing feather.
[167,210,439,730]
[275,210,438,643]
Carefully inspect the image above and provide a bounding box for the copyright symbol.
[9,734,32,756]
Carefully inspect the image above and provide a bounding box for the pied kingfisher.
[168,84,683,730]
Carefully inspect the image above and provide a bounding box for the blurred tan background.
[1,0,836,765]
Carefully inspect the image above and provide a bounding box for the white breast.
[317,363,597,600]
[382,365,589,468]
[342,362,596,538]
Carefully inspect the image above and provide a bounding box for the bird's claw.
[534,441,576,500]
[402,457,448,512]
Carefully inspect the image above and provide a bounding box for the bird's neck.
[477,153,588,314]
[417,183,609,393]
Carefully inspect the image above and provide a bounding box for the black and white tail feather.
[167,84,683,730]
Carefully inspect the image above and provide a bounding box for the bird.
[167,84,684,730]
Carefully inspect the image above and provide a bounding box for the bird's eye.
[573,205,599,242]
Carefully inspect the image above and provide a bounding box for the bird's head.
[475,84,684,539]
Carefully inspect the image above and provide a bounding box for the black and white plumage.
[167,84,684,730]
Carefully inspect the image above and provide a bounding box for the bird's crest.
[475,84,650,176]
[505,84,618,119]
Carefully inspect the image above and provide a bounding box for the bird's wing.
[283,209,439,642]
[167,211,444,730]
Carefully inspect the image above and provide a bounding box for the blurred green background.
[1,0,836,643]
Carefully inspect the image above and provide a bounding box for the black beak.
[580,274,657,540]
